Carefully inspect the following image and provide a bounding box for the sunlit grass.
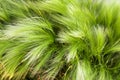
[0,0,120,80]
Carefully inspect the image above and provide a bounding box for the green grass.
[0,0,120,80]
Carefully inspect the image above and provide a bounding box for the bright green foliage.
[0,0,120,80]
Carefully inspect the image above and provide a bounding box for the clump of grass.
[0,0,120,80]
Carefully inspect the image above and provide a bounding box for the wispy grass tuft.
[0,0,120,80]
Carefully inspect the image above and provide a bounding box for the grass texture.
[0,0,120,80]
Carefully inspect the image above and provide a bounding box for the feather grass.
[0,0,120,80]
